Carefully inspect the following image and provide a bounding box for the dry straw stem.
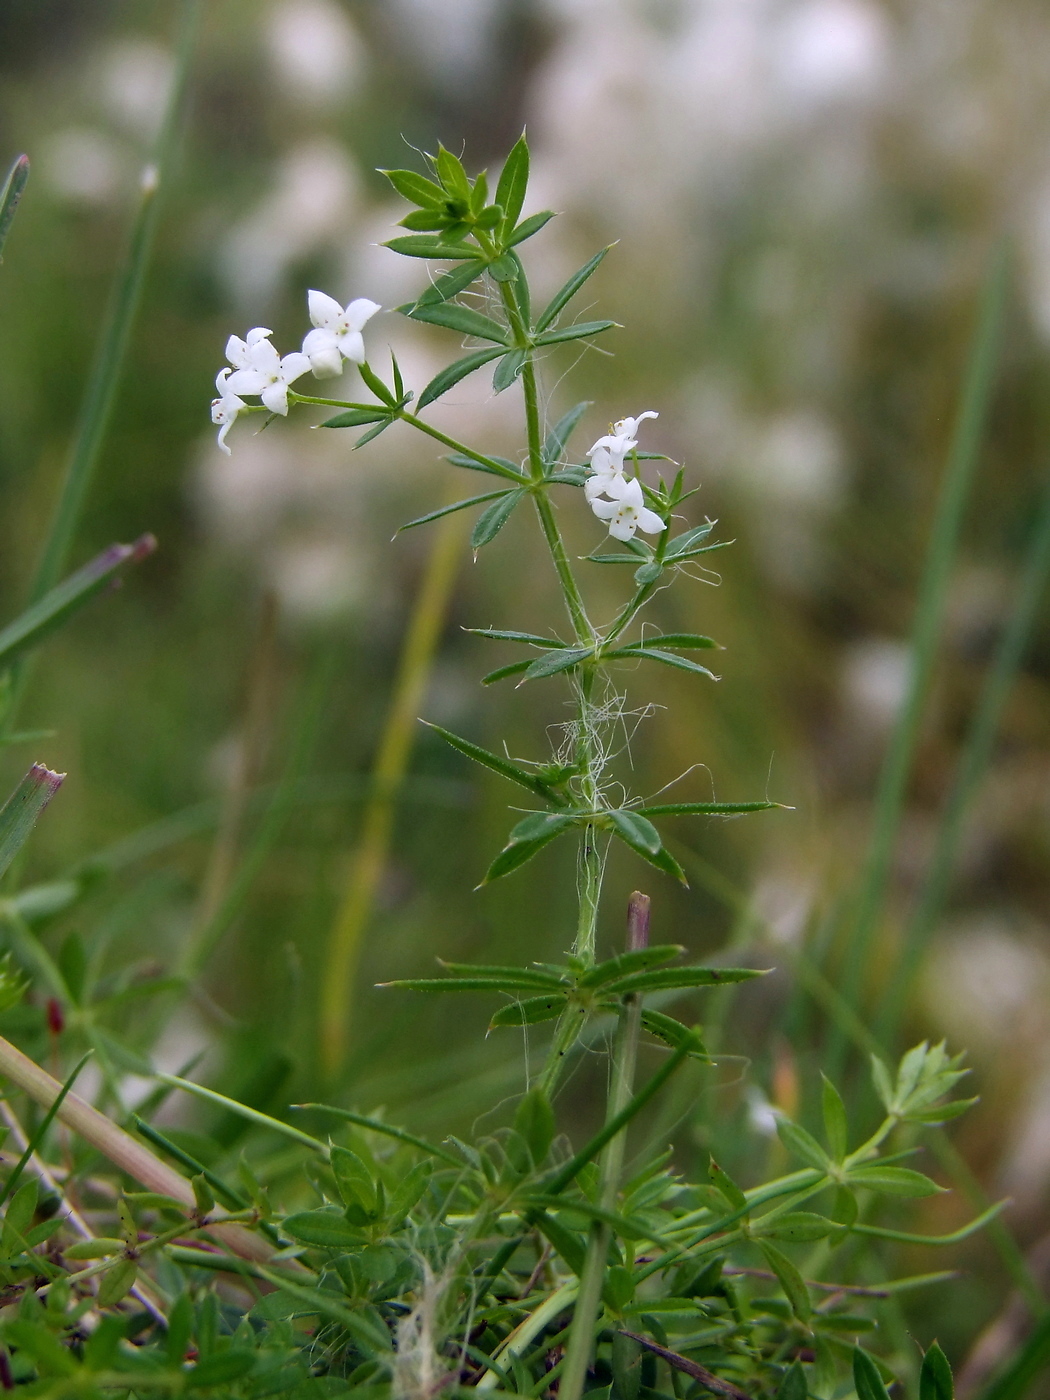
[0,1034,273,1266]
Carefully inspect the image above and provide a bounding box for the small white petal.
[261,380,290,414]
[590,498,618,521]
[279,351,312,384]
[586,471,626,502]
[216,418,235,453]
[637,506,666,535]
[608,516,638,542]
[616,477,645,507]
[337,328,365,364]
[308,289,344,329]
[344,297,381,331]
[225,334,250,368]
[309,345,344,379]
[226,367,268,396]
[215,367,232,393]
[246,326,273,345]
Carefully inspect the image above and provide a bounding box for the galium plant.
[0,140,1002,1398]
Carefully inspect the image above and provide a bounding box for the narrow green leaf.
[615,634,718,652]
[422,720,564,802]
[495,135,530,233]
[438,959,566,986]
[853,1348,893,1400]
[534,318,617,346]
[471,490,524,548]
[0,764,64,881]
[383,975,564,992]
[357,359,395,405]
[0,535,156,670]
[603,965,764,994]
[399,208,454,231]
[821,1075,849,1161]
[254,1267,392,1354]
[604,646,718,679]
[406,300,508,344]
[536,249,611,333]
[384,235,476,260]
[754,1211,836,1243]
[435,144,470,199]
[489,994,568,1028]
[97,1259,138,1308]
[709,1157,748,1211]
[664,522,716,558]
[283,1208,363,1248]
[509,210,556,245]
[776,1117,831,1172]
[920,1345,953,1400]
[514,1088,556,1164]
[294,1105,460,1165]
[399,489,511,533]
[534,1210,586,1276]
[482,659,533,685]
[322,407,387,429]
[446,451,524,480]
[0,155,29,262]
[759,1241,811,1322]
[847,1166,945,1197]
[609,809,663,856]
[493,347,527,392]
[777,1361,808,1400]
[466,627,566,646]
[353,417,397,448]
[577,945,684,988]
[640,1009,709,1059]
[380,167,447,207]
[482,811,577,883]
[331,1145,377,1214]
[542,401,591,467]
[548,466,589,487]
[415,259,487,306]
[522,646,593,681]
[418,346,506,408]
[636,801,782,818]
[186,1352,256,1388]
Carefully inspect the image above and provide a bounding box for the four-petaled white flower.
[226,336,311,415]
[211,368,246,455]
[590,476,665,541]
[225,326,274,369]
[302,291,381,378]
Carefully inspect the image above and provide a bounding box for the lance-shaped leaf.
[640,1010,710,1059]
[509,210,556,245]
[415,259,488,307]
[493,347,527,392]
[0,765,65,881]
[576,945,684,989]
[322,407,388,429]
[489,994,568,1029]
[753,1211,837,1243]
[0,535,156,670]
[447,452,525,481]
[437,960,567,989]
[522,646,594,682]
[382,974,565,993]
[495,134,529,235]
[384,235,477,260]
[602,964,765,995]
[547,466,589,487]
[613,634,719,653]
[542,401,591,466]
[919,1345,953,1400]
[472,490,524,548]
[421,720,568,805]
[607,811,688,885]
[846,1166,945,1197]
[381,167,446,207]
[664,522,716,558]
[776,1117,831,1173]
[466,628,567,647]
[482,659,533,685]
[536,250,611,334]
[482,811,578,884]
[822,1075,849,1161]
[854,1349,893,1400]
[398,489,512,534]
[759,1241,811,1322]
[604,646,719,680]
[418,346,506,408]
[777,1362,808,1400]
[534,318,618,346]
[638,800,784,817]
[405,300,508,344]
[0,155,29,262]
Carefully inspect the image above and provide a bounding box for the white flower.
[585,408,659,501]
[225,326,274,368]
[590,476,665,541]
[211,368,246,454]
[301,290,381,377]
[226,337,311,415]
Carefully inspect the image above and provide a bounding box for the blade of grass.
[293,1103,462,1166]
[0,1053,90,1209]
[319,507,465,1076]
[875,468,1050,1046]
[827,242,1010,1078]
[0,765,64,881]
[3,0,200,732]
[152,1072,329,1155]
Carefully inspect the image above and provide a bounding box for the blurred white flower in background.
[39,128,125,205]
[96,38,174,141]
[386,0,500,87]
[218,139,360,307]
[840,639,912,733]
[772,0,890,117]
[266,0,362,108]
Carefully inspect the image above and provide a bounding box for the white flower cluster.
[211,291,380,454]
[585,411,665,540]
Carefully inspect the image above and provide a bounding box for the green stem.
[560,893,649,1400]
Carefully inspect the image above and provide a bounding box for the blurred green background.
[2,0,1050,1382]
